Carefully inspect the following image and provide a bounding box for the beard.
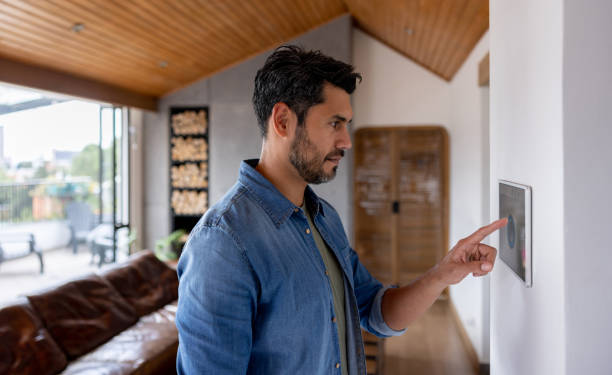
[289,125,344,184]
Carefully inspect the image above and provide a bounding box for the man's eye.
[330,121,339,128]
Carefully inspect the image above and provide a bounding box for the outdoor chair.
[86,223,129,267]
[0,232,44,273]
[65,201,96,254]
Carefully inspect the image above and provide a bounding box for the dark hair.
[252,45,362,137]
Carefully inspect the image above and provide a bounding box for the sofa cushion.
[102,250,178,317]
[27,274,137,359]
[62,302,178,375]
[0,298,67,375]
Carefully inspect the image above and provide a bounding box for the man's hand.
[381,218,507,331]
[431,218,508,287]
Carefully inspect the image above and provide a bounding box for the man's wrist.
[424,265,448,293]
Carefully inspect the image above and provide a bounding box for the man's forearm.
[380,268,447,331]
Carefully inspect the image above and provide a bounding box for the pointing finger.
[466,218,508,245]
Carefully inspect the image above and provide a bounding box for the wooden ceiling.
[0,0,488,110]
[347,0,489,80]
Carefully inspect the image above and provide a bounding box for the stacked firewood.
[171,163,208,188]
[171,110,207,135]
[171,190,208,215]
[171,137,208,161]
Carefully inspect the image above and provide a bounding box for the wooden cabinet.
[353,126,449,285]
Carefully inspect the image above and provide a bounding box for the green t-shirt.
[302,202,348,375]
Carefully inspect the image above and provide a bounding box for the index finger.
[466,218,508,245]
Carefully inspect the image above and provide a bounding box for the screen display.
[499,181,531,285]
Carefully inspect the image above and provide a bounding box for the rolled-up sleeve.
[368,285,406,337]
[176,224,258,374]
[347,247,405,337]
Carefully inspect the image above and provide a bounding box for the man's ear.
[269,102,295,139]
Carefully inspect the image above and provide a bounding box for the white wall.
[563,0,612,373]
[489,1,566,374]
[352,29,450,128]
[448,32,491,362]
[353,28,492,361]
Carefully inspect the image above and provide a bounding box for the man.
[176,45,506,374]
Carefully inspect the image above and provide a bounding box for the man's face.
[289,83,353,184]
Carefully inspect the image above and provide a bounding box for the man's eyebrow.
[331,114,352,123]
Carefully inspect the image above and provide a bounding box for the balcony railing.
[0,178,95,225]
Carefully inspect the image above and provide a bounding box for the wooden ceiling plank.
[303,0,324,21]
[282,0,314,34]
[0,1,160,75]
[267,0,302,37]
[389,1,404,57]
[446,0,489,77]
[56,0,195,75]
[443,3,488,78]
[0,38,163,94]
[192,0,266,64]
[415,0,443,66]
[399,0,418,52]
[161,0,250,61]
[422,0,454,65]
[171,0,263,55]
[291,1,317,31]
[239,0,282,44]
[213,0,271,51]
[0,34,167,95]
[2,2,191,82]
[199,0,264,53]
[117,0,224,69]
[109,0,227,72]
[6,2,196,87]
[0,55,157,110]
[182,0,251,61]
[411,0,430,66]
[429,0,471,77]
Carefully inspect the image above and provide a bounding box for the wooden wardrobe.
[353,126,449,286]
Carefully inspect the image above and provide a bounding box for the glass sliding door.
[97,106,129,265]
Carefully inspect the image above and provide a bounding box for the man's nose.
[337,125,352,150]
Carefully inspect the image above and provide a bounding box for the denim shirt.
[176,159,404,374]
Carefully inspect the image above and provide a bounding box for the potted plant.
[154,229,187,261]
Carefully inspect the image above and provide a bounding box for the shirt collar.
[238,159,325,226]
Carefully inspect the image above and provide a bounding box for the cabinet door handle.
[392,201,400,214]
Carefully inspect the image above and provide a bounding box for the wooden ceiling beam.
[478,52,489,86]
[0,56,157,110]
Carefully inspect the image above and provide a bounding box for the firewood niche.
[169,107,209,236]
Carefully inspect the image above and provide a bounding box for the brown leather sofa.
[0,250,179,375]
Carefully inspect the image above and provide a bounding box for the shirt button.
[332,317,337,323]
[306,228,311,234]
[335,363,340,369]
[294,208,299,213]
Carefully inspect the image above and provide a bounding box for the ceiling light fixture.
[71,23,85,33]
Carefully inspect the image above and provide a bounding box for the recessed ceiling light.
[159,61,168,68]
[71,23,85,33]
[404,28,414,35]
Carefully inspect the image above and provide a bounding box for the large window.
[0,84,130,302]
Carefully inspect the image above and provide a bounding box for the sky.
[0,77,128,167]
